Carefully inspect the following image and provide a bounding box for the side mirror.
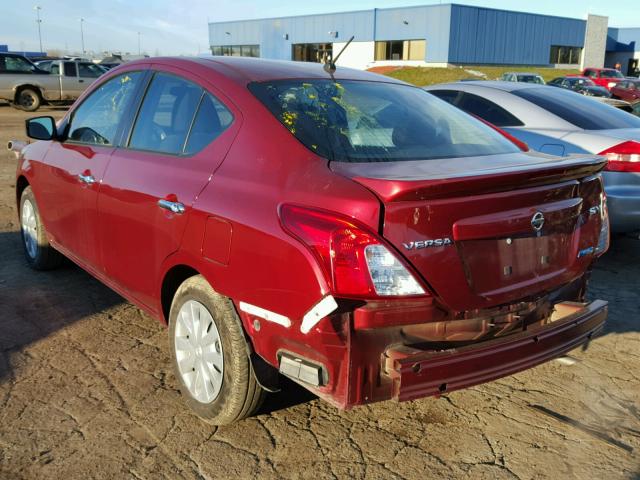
[26,116,57,141]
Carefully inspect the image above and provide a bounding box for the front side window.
[513,87,640,130]
[78,63,104,78]
[68,72,143,145]
[250,80,520,163]
[129,72,202,155]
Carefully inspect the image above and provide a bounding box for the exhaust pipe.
[7,140,27,159]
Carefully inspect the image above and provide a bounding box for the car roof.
[426,80,547,92]
[125,56,407,85]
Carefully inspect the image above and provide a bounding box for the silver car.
[425,81,640,233]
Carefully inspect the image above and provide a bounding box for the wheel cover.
[174,300,224,403]
[21,199,38,259]
[20,92,34,107]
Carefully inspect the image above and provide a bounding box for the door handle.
[79,79,85,83]
[158,199,185,214]
[78,173,95,184]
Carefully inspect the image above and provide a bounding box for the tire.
[19,186,63,270]
[169,275,266,425]
[16,88,41,112]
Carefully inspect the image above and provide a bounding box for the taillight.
[599,141,640,172]
[280,205,426,298]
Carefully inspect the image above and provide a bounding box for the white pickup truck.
[0,53,105,111]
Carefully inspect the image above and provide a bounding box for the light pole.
[80,18,85,55]
[34,6,43,53]
[137,32,141,55]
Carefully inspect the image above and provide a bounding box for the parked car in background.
[11,57,608,425]
[500,72,545,84]
[548,76,611,98]
[425,81,640,233]
[610,79,640,103]
[580,68,625,90]
[632,101,640,117]
[0,53,104,111]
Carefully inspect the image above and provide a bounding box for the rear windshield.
[513,87,640,130]
[249,79,520,162]
[517,75,544,84]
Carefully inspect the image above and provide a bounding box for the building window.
[210,45,260,57]
[292,43,333,63]
[549,46,582,65]
[374,40,426,61]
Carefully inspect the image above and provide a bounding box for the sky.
[0,0,637,57]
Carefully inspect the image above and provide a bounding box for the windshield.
[517,75,544,84]
[513,87,640,130]
[601,70,624,79]
[249,80,520,163]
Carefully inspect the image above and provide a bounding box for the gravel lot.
[0,104,639,480]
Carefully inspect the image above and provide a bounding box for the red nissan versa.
[12,57,609,425]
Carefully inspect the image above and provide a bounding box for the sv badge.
[403,238,453,250]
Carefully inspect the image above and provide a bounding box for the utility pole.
[34,6,43,53]
[80,18,85,55]
[137,32,141,55]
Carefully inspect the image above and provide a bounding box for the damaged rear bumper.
[383,300,607,402]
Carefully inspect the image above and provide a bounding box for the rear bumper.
[603,171,640,233]
[383,300,607,402]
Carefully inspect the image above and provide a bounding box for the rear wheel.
[169,275,266,425]
[19,186,63,270]
[16,88,41,112]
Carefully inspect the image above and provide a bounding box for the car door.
[77,62,104,93]
[97,67,239,309]
[60,62,84,98]
[36,69,146,268]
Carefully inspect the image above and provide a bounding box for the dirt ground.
[0,104,639,480]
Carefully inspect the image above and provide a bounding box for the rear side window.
[68,72,143,145]
[64,62,77,77]
[129,73,202,155]
[249,80,519,163]
[513,87,640,130]
[184,93,234,155]
[430,90,524,128]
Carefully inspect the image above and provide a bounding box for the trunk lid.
[332,152,607,312]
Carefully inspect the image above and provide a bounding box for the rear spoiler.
[332,155,607,202]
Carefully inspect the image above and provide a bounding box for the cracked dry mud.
[0,105,639,480]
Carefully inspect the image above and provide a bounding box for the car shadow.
[0,230,124,384]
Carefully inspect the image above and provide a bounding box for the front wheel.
[16,88,41,112]
[169,275,266,425]
[19,186,63,270]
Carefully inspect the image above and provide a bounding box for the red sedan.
[610,79,640,103]
[13,57,609,424]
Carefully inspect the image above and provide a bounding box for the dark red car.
[581,67,625,90]
[13,57,609,425]
[610,79,640,103]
